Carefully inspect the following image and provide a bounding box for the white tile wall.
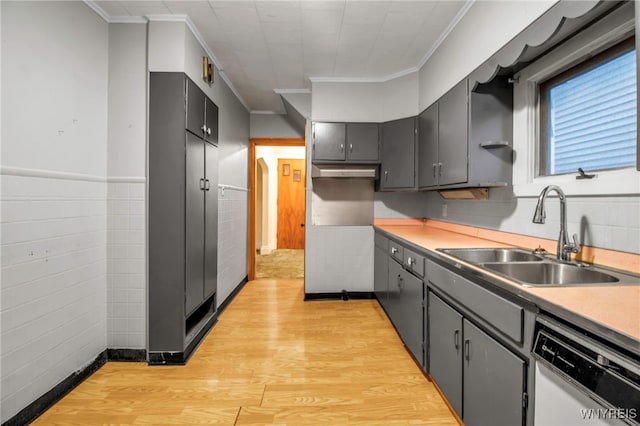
[217,186,248,307]
[421,190,640,254]
[1,174,108,422]
[106,181,146,349]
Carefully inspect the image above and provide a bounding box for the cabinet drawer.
[403,248,425,278]
[427,260,523,343]
[388,240,404,263]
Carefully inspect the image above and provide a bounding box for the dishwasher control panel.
[533,320,640,425]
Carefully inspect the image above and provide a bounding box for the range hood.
[311,164,379,179]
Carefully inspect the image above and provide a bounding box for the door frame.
[248,138,306,280]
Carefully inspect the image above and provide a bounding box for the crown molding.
[273,89,312,94]
[417,0,476,70]
[250,111,281,115]
[82,2,250,112]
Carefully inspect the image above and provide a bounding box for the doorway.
[248,138,306,280]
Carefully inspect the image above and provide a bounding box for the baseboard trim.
[107,348,147,362]
[305,291,376,301]
[217,276,249,314]
[3,350,108,426]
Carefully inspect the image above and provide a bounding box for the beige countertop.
[375,222,640,352]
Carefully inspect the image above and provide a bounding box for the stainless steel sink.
[440,248,543,263]
[483,262,624,286]
[438,247,640,287]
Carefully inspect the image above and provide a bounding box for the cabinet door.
[374,243,389,308]
[313,122,346,161]
[429,292,463,417]
[418,103,439,188]
[438,80,468,186]
[463,319,525,426]
[185,133,205,315]
[387,258,403,326]
[186,78,205,138]
[346,123,379,162]
[204,98,219,145]
[398,269,424,367]
[380,117,416,190]
[204,142,218,300]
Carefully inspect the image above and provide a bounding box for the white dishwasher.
[533,316,639,426]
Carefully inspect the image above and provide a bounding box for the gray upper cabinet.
[380,117,416,190]
[312,122,379,162]
[186,78,219,145]
[312,122,345,161]
[417,103,439,188]
[418,77,513,190]
[346,122,379,161]
[149,72,219,364]
[438,80,469,186]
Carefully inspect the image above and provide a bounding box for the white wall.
[418,0,557,110]
[255,146,306,253]
[311,72,419,122]
[107,23,147,350]
[1,1,108,421]
[250,113,304,139]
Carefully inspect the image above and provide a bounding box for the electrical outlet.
[442,203,448,218]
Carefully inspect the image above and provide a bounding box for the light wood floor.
[35,279,458,425]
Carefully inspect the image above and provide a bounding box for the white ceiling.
[92,1,472,113]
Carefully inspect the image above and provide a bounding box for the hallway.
[34,279,457,425]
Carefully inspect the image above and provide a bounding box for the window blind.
[547,49,637,175]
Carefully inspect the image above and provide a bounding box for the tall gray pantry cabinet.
[148,73,219,364]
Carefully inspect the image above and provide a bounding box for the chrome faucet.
[532,185,580,261]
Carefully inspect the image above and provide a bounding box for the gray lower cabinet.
[374,233,389,308]
[429,292,463,416]
[380,117,416,190]
[386,243,425,368]
[149,72,219,364]
[463,319,525,426]
[429,291,526,425]
[312,122,379,162]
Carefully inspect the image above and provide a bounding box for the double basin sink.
[439,248,639,287]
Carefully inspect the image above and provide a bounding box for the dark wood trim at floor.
[2,350,108,426]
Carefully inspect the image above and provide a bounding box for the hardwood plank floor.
[34,279,458,425]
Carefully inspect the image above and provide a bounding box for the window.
[538,38,637,177]
[512,2,638,197]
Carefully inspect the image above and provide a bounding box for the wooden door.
[277,158,305,249]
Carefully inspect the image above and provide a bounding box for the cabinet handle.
[340,143,344,152]
[454,330,460,349]
[391,247,397,255]
[432,163,437,178]
[438,162,443,177]
[384,171,388,182]
[407,257,413,266]
[207,127,211,135]
[201,124,207,133]
[349,143,353,153]
[464,339,470,361]
[397,275,403,291]
[199,178,205,190]
[204,179,211,191]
